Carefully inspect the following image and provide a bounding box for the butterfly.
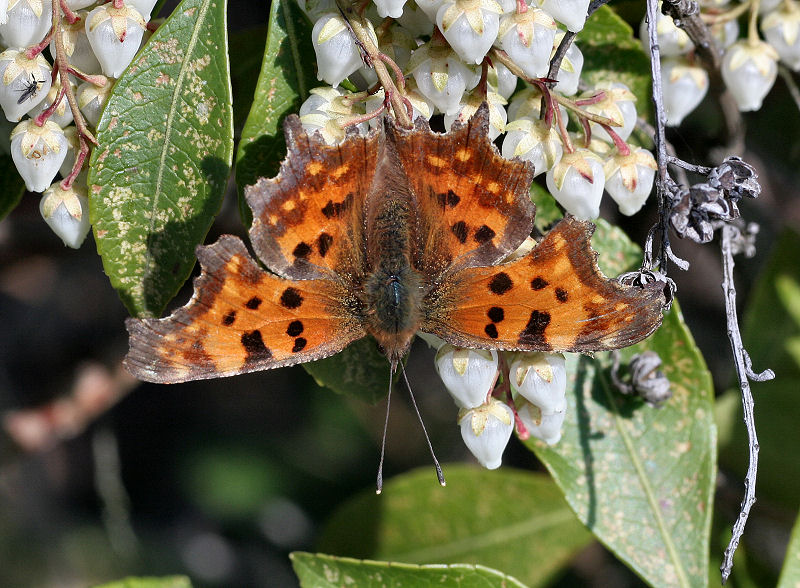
[125,106,665,384]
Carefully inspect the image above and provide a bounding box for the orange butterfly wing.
[246,118,377,280]
[423,217,665,352]
[125,235,365,383]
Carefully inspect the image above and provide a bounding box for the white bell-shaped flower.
[397,0,435,36]
[509,352,567,414]
[366,80,434,128]
[540,0,590,32]
[551,31,583,95]
[378,24,417,72]
[375,0,407,18]
[604,146,657,216]
[436,0,502,65]
[710,18,739,49]
[660,58,709,126]
[123,0,158,20]
[458,398,514,469]
[444,89,507,139]
[415,0,445,21]
[85,4,147,78]
[517,399,565,445]
[408,37,480,114]
[495,7,556,78]
[312,13,370,88]
[638,5,693,57]
[762,4,800,71]
[10,119,68,192]
[28,77,75,128]
[721,40,778,111]
[0,49,51,122]
[58,125,79,178]
[39,181,91,248]
[502,117,562,176]
[77,77,112,127]
[0,0,52,49]
[584,81,637,143]
[546,148,605,220]
[0,0,7,24]
[506,86,567,121]
[487,62,517,99]
[298,86,368,144]
[49,12,103,75]
[436,345,498,408]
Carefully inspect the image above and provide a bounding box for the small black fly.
[16,74,43,105]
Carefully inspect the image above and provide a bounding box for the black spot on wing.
[519,310,551,348]
[484,323,499,339]
[222,310,236,326]
[292,337,307,352]
[317,232,333,257]
[292,241,311,258]
[474,225,496,244]
[241,330,272,363]
[280,287,303,309]
[488,272,513,295]
[451,221,468,244]
[287,320,304,337]
[245,296,262,310]
[487,306,504,322]
[531,277,548,290]
[436,189,460,209]
[555,287,568,302]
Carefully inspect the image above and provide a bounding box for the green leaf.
[578,5,652,121]
[778,510,800,588]
[0,153,25,221]
[291,552,529,588]
[229,27,268,132]
[303,338,391,404]
[92,577,192,588]
[235,0,315,224]
[529,301,716,588]
[317,466,593,586]
[719,228,800,509]
[88,0,234,317]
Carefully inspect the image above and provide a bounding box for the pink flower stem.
[574,91,607,106]
[34,85,67,126]
[25,31,54,59]
[602,124,631,155]
[516,0,528,13]
[67,67,108,86]
[59,0,80,23]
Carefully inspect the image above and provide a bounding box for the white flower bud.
[408,38,480,115]
[298,86,367,144]
[487,62,517,99]
[49,12,103,75]
[77,77,112,128]
[444,89,506,139]
[710,18,738,49]
[459,398,514,469]
[436,0,502,65]
[502,117,562,176]
[312,13,369,88]
[546,148,605,220]
[541,0,590,32]
[762,4,800,71]
[0,49,51,122]
[366,80,434,128]
[10,119,68,192]
[0,0,52,49]
[722,40,778,111]
[660,57,709,126]
[58,124,80,178]
[551,31,583,95]
[583,81,637,143]
[435,344,498,408]
[495,7,556,78]
[0,0,7,25]
[39,181,91,248]
[638,6,693,57]
[506,86,567,121]
[604,147,657,216]
[375,0,407,18]
[509,352,567,414]
[517,399,565,445]
[396,0,435,36]
[85,4,147,78]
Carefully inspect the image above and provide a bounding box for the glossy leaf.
[719,228,800,509]
[235,0,315,223]
[93,577,192,588]
[317,466,593,586]
[577,5,652,121]
[303,338,391,404]
[88,0,234,316]
[291,552,529,588]
[778,510,800,588]
[0,153,25,221]
[526,223,715,588]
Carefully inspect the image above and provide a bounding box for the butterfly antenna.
[400,361,446,487]
[376,364,394,495]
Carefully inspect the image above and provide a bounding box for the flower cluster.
[303,0,659,220]
[0,0,157,248]
[431,339,568,469]
[647,0,798,122]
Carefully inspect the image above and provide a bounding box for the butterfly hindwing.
[246,117,379,280]
[125,235,365,383]
[422,216,665,353]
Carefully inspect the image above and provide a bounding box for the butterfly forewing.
[246,118,379,280]
[423,217,665,353]
[125,235,365,383]
[391,113,536,276]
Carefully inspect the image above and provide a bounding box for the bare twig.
[719,224,775,583]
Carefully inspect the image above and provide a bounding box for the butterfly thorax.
[363,192,423,363]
